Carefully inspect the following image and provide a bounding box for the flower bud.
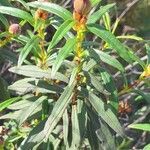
[35,9,49,20]
[73,0,91,16]
[9,24,21,35]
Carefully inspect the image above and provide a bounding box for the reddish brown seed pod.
[73,0,91,16]
[118,100,132,115]
[8,24,21,35]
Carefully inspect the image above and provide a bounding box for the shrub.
[0,0,149,149]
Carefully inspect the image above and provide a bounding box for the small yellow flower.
[140,65,150,79]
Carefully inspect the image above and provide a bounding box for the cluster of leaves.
[0,0,150,149]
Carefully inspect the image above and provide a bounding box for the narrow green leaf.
[146,44,150,64]
[0,6,33,25]
[127,48,145,69]
[9,65,68,83]
[27,1,72,20]
[87,24,132,63]
[99,68,118,111]
[0,48,17,64]
[51,38,76,78]
[144,144,150,150]
[96,120,116,150]
[0,97,20,111]
[131,89,150,104]
[20,120,46,150]
[48,20,75,51]
[89,48,124,72]
[77,99,87,142]
[89,92,124,136]
[63,109,69,146]
[18,36,38,66]
[0,13,9,29]
[90,0,101,7]
[84,72,108,95]
[128,124,150,132]
[44,83,75,139]
[0,77,10,101]
[88,3,115,24]
[71,105,80,148]
[18,96,47,125]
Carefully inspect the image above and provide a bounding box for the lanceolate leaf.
[28,1,72,20]
[48,20,75,51]
[99,68,118,111]
[9,65,68,83]
[0,13,9,29]
[128,124,150,132]
[0,6,33,25]
[63,109,69,146]
[18,36,39,66]
[88,3,115,24]
[89,92,124,136]
[18,96,47,125]
[89,48,124,72]
[51,38,76,78]
[87,24,132,63]
[90,0,102,7]
[71,105,80,148]
[0,97,21,111]
[96,120,116,150]
[44,83,75,139]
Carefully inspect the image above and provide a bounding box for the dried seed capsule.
[9,24,21,35]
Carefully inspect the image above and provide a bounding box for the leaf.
[131,89,150,104]
[63,109,69,146]
[0,6,33,25]
[146,44,150,64]
[0,97,20,111]
[84,72,108,95]
[48,20,75,51]
[9,65,68,83]
[83,58,97,71]
[117,35,143,41]
[18,36,38,66]
[77,99,87,142]
[96,120,116,150]
[0,0,11,6]
[128,124,150,132]
[89,92,124,136]
[20,120,46,150]
[88,3,115,24]
[87,24,132,63]
[99,68,118,111]
[144,144,150,150]
[90,0,101,7]
[0,77,10,101]
[27,1,72,20]
[8,78,37,95]
[89,48,124,72]
[44,83,75,139]
[51,38,76,78]
[0,110,22,120]
[0,13,9,29]
[18,96,47,125]
[71,105,80,148]
[0,48,17,64]
[127,48,145,69]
